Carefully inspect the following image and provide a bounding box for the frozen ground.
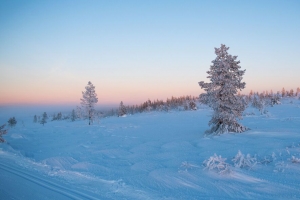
[0,98,300,199]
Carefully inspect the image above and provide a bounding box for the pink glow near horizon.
[1,82,298,106]
[1,1,299,106]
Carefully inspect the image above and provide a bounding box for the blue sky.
[0,0,299,105]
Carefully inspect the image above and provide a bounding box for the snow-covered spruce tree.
[270,93,281,106]
[145,100,152,112]
[289,89,294,97]
[57,112,62,120]
[0,124,8,143]
[296,87,300,97]
[184,102,189,110]
[118,101,127,117]
[40,112,48,126]
[189,101,197,110]
[81,81,98,125]
[71,109,76,122]
[251,94,268,114]
[199,44,247,134]
[281,88,285,97]
[51,114,56,121]
[33,115,37,123]
[76,106,83,119]
[8,117,17,127]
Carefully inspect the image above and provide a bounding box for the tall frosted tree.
[199,44,247,135]
[81,81,98,125]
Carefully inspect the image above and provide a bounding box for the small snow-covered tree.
[76,106,83,119]
[252,95,268,114]
[184,102,189,110]
[203,154,231,174]
[291,156,300,163]
[81,81,98,125]
[118,101,127,117]
[146,100,152,112]
[249,90,253,97]
[57,112,62,120]
[270,93,281,106]
[33,115,37,123]
[40,112,48,126]
[0,124,7,143]
[289,89,294,97]
[71,109,76,121]
[285,90,289,97]
[51,114,56,121]
[232,150,256,169]
[199,44,247,134]
[157,104,168,112]
[296,87,300,97]
[8,117,17,127]
[281,88,286,97]
[189,101,197,110]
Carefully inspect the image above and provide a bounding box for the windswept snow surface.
[1,98,300,199]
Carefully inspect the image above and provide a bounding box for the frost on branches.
[232,150,257,169]
[81,81,98,125]
[203,154,231,174]
[118,101,127,117]
[40,112,48,126]
[199,44,247,135]
[291,156,300,163]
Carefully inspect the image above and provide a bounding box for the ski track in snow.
[0,162,98,200]
[0,150,156,200]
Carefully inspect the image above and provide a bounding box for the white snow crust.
[0,98,300,199]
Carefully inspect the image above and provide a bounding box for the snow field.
[0,99,300,199]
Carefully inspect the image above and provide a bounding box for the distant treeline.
[103,95,199,117]
[32,95,199,124]
[32,87,300,124]
[247,87,300,98]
